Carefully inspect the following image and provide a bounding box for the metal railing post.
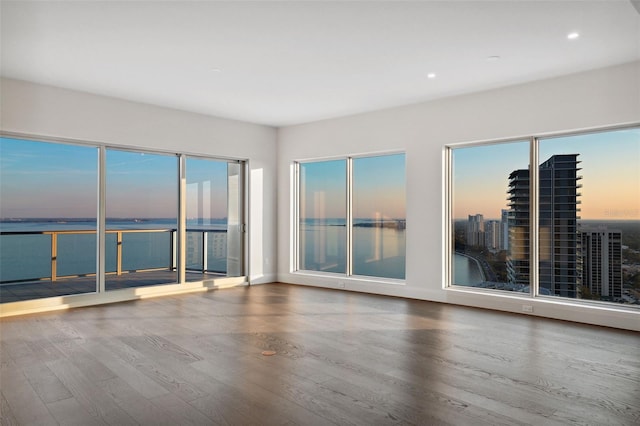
[171,230,176,271]
[51,232,58,282]
[116,231,123,275]
[203,231,208,272]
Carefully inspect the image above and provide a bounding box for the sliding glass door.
[0,135,247,304]
[105,149,178,290]
[185,157,244,281]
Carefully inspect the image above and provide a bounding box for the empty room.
[1,1,639,425]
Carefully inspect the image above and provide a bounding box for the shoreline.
[455,252,486,282]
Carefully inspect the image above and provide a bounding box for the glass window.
[297,153,406,280]
[539,128,640,306]
[105,149,178,290]
[298,160,347,273]
[1,137,245,304]
[352,154,406,279]
[450,141,530,292]
[0,137,98,302]
[185,157,244,280]
[449,126,640,310]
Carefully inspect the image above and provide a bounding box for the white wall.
[277,61,640,331]
[0,77,278,286]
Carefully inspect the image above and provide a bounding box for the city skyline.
[453,128,640,220]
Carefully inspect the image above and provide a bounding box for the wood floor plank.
[46,357,138,426]
[0,392,20,426]
[1,283,638,425]
[81,340,170,399]
[96,376,187,426]
[148,392,218,426]
[191,358,338,426]
[21,363,73,404]
[97,334,209,402]
[46,397,108,426]
[0,361,57,425]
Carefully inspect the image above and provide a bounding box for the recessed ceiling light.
[211,68,222,73]
[427,73,436,79]
[567,32,580,40]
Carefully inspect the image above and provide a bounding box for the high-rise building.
[578,227,622,300]
[485,220,501,250]
[506,169,530,287]
[538,154,581,297]
[500,209,510,251]
[466,214,484,247]
[507,154,581,297]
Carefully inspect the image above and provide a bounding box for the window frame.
[0,131,248,303]
[445,123,640,311]
[294,151,407,282]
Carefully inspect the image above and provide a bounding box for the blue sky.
[453,128,640,220]
[300,154,406,219]
[106,149,178,218]
[3,130,635,221]
[186,157,228,220]
[1,138,231,219]
[0,138,98,218]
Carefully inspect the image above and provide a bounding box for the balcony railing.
[0,228,227,284]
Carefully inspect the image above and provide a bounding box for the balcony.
[0,228,229,303]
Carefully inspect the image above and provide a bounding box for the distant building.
[210,232,227,259]
[500,209,510,251]
[539,154,581,297]
[507,154,581,297]
[466,214,484,247]
[578,227,622,300]
[506,169,530,287]
[485,220,501,250]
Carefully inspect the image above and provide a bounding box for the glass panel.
[226,162,243,277]
[352,154,406,279]
[207,231,228,273]
[57,233,97,277]
[539,127,640,307]
[185,157,243,280]
[299,160,347,273]
[105,149,177,290]
[186,231,204,271]
[0,137,98,302]
[451,141,530,292]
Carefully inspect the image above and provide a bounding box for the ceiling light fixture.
[427,73,436,79]
[567,32,580,40]
[487,55,501,61]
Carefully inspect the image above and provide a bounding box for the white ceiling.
[2,1,639,127]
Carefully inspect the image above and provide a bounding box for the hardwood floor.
[0,270,220,303]
[1,283,639,425]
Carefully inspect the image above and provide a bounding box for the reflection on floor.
[0,270,221,303]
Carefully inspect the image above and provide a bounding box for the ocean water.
[299,220,407,279]
[452,253,484,285]
[1,219,481,286]
[0,219,228,283]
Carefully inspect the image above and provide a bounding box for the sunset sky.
[0,138,230,219]
[299,154,406,220]
[452,127,640,220]
[1,130,636,222]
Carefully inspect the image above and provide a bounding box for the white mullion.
[444,147,453,288]
[293,162,300,272]
[346,158,353,277]
[530,137,539,298]
[97,146,106,293]
[178,155,186,283]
